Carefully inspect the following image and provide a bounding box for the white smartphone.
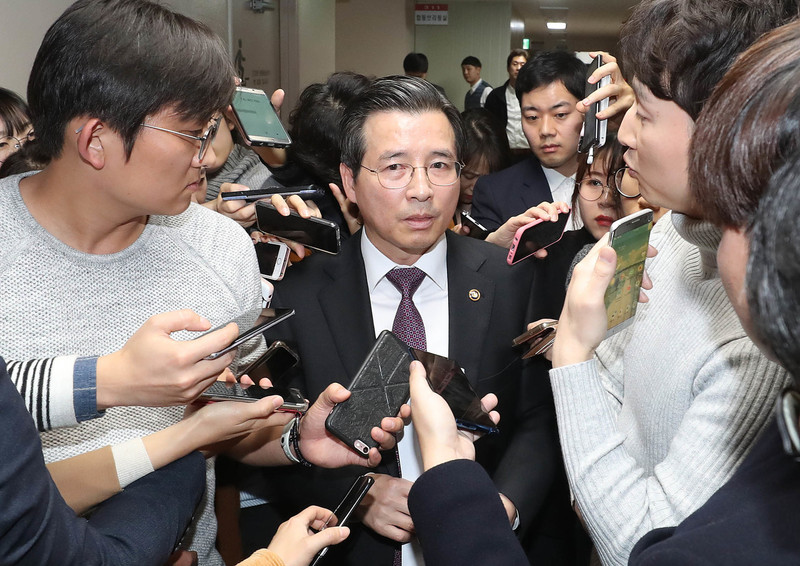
[255,241,291,281]
[604,209,654,336]
[230,86,292,147]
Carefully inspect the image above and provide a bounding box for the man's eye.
[429,161,451,171]
[524,115,539,121]
[556,113,568,119]
[384,163,406,172]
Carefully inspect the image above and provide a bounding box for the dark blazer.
[409,459,529,566]
[485,79,510,128]
[0,357,205,566]
[470,156,552,232]
[629,417,800,565]
[263,230,562,565]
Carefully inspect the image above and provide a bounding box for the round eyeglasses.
[139,115,221,162]
[0,128,35,160]
[613,166,641,198]
[361,161,465,190]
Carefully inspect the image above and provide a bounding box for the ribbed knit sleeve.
[7,356,81,431]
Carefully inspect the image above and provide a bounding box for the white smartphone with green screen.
[230,86,291,147]
[604,209,653,336]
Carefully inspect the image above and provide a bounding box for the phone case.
[325,331,412,456]
[255,201,342,255]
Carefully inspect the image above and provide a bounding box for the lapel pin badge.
[468,289,480,301]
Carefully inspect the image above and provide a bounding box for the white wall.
[335,0,415,78]
[415,2,512,111]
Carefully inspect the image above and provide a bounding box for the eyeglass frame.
[0,128,36,155]
[74,115,221,161]
[613,166,641,198]
[360,161,465,190]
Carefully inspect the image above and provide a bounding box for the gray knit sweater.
[549,212,790,566]
[0,172,262,565]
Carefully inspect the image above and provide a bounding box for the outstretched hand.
[298,383,408,468]
[408,360,499,471]
[264,505,349,566]
[96,310,239,410]
[485,200,571,253]
[577,51,635,122]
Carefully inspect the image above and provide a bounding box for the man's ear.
[75,119,106,170]
[340,162,358,204]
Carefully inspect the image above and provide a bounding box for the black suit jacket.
[470,156,553,232]
[485,79,510,128]
[262,230,562,565]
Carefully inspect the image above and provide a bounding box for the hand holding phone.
[507,212,569,265]
[459,210,490,240]
[309,475,374,566]
[578,55,612,163]
[204,308,295,360]
[230,86,291,147]
[255,201,341,255]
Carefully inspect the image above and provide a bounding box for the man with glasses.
[261,75,566,566]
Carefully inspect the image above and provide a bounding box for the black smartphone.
[578,56,611,158]
[325,331,412,456]
[255,241,291,281]
[221,185,326,202]
[205,308,295,360]
[459,210,490,240]
[238,340,299,385]
[605,209,654,335]
[410,348,499,434]
[230,86,291,147]
[506,212,570,265]
[255,201,341,255]
[200,382,308,413]
[309,474,375,566]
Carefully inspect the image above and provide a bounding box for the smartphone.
[506,212,570,265]
[255,201,341,255]
[512,319,558,346]
[200,382,308,413]
[325,331,412,456]
[221,185,326,202]
[459,210,490,240]
[238,340,299,385]
[230,86,291,147]
[604,209,654,335]
[410,348,499,434]
[205,308,295,360]
[255,241,291,281]
[578,56,612,160]
[309,475,375,566]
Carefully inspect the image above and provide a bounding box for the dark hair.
[0,141,48,178]
[515,51,585,102]
[507,48,529,69]
[747,149,800,378]
[461,56,482,68]
[403,53,429,75]
[690,20,800,228]
[340,75,465,180]
[572,130,625,222]
[27,0,235,161]
[461,108,510,173]
[0,88,31,140]
[283,72,372,187]
[619,0,799,121]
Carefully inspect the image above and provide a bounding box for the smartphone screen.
[231,87,291,147]
[410,348,498,434]
[507,213,570,265]
[255,241,290,281]
[605,210,653,333]
[309,475,375,566]
[255,201,341,255]
[205,308,295,360]
[238,341,299,384]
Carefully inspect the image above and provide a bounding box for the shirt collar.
[541,165,573,190]
[361,229,448,293]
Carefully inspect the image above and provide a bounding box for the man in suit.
[263,76,564,565]
[485,48,529,154]
[471,51,587,231]
[461,56,492,110]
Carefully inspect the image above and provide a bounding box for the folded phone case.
[325,330,412,455]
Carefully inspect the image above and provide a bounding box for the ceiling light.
[547,22,567,30]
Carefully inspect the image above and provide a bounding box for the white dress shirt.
[505,84,529,150]
[361,229,450,566]
[542,166,581,229]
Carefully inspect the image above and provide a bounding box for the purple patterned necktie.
[385,267,427,351]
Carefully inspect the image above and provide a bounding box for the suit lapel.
[446,232,495,385]
[318,231,376,378]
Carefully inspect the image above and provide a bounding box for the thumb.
[313,526,350,549]
[593,245,618,281]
